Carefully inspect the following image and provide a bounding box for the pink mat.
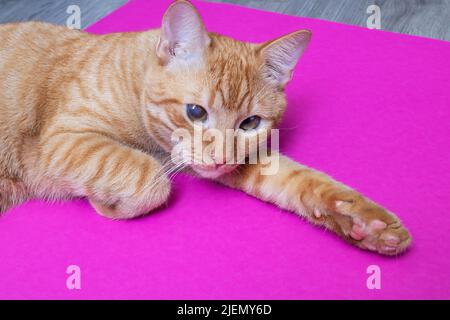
[1,0,449,299]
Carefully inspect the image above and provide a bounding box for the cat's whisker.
[168,163,189,180]
[168,161,191,179]
[277,125,301,131]
[144,159,189,193]
[148,160,175,180]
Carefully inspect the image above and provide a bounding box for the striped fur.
[0,1,410,255]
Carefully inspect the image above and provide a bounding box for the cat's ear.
[156,0,210,65]
[258,30,311,87]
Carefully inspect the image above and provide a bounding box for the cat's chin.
[191,163,238,179]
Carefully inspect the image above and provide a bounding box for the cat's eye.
[186,104,207,122]
[239,115,261,131]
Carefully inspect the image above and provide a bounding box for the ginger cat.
[0,0,411,255]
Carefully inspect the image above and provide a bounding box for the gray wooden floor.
[211,0,450,41]
[0,0,448,41]
[0,0,127,29]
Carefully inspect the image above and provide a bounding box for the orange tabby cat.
[0,0,411,255]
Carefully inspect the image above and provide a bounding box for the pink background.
[1,0,449,299]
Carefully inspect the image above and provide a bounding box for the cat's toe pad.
[335,200,411,256]
[350,218,410,255]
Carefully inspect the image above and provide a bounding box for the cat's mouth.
[191,163,238,179]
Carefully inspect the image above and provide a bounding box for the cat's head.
[143,0,311,178]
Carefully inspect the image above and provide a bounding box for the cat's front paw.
[88,171,172,220]
[322,196,412,256]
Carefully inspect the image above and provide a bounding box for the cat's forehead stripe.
[207,34,258,111]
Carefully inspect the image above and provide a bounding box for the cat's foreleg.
[38,131,171,219]
[218,152,412,255]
